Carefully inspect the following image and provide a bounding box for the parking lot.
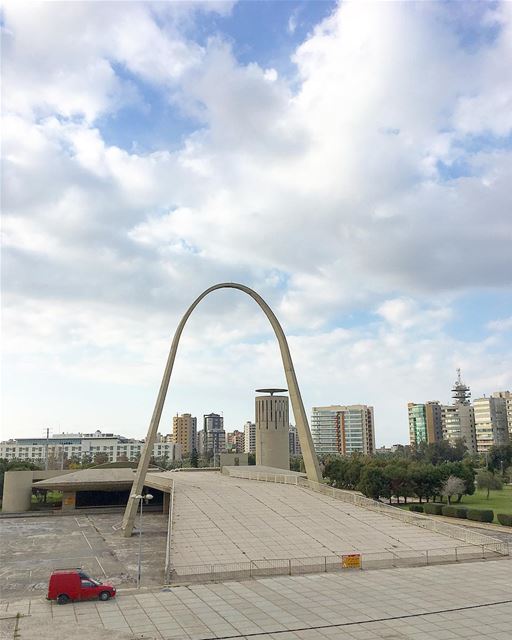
[0,512,168,599]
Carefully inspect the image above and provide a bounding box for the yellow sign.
[341,554,361,569]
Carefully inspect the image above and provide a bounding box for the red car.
[47,569,116,604]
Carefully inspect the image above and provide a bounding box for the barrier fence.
[166,541,509,585]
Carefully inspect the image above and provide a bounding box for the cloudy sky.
[2,0,511,445]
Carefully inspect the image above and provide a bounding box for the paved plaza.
[170,473,462,568]
[0,512,168,597]
[1,559,510,639]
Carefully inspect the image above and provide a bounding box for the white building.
[0,430,181,465]
[473,396,509,452]
[244,421,256,454]
[441,405,477,454]
[310,405,375,455]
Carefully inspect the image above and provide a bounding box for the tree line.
[323,455,476,504]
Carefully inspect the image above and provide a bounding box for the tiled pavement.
[2,558,511,639]
[171,473,464,568]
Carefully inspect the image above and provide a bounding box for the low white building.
[0,430,181,465]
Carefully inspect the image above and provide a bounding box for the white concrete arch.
[122,283,321,536]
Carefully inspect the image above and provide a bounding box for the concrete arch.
[122,283,321,536]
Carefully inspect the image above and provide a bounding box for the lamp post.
[131,492,153,588]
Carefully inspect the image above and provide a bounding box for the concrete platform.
[170,472,460,569]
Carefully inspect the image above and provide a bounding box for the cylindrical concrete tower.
[255,388,290,470]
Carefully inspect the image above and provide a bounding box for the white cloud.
[2,1,512,440]
[487,316,512,332]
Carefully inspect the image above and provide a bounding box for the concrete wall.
[2,470,34,513]
[2,469,74,513]
[219,453,249,467]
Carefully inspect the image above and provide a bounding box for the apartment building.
[198,413,226,456]
[310,405,375,455]
[491,391,512,437]
[408,401,443,447]
[289,425,302,456]
[171,413,197,456]
[244,421,256,454]
[473,396,509,453]
[226,430,245,453]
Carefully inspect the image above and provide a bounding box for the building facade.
[243,421,256,454]
[491,391,512,437]
[408,401,443,447]
[473,396,509,452]
[226,430,245,453]
[288,425,302,456]
[310,405,375,456]
[199,413,226,458]
[0,430,181,465]
[442,404,477,454]
[171,413,197,456]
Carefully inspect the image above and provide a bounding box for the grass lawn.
[456,485,512,520]
[402,485,512,524]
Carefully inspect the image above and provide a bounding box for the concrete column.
[2,470,33,513]
[61,491,76,511]
[163,491,170,515]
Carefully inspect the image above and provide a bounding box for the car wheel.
[57,594,69,605]
[99,591,110,601]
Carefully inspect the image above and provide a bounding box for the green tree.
[357,465,386,500]
[487,444,512,473]
[476,470,503,499]
[190,448,199,468]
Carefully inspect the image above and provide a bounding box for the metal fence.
[166,541,509,585]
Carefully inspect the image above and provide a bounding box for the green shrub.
[454,507,467,519]
[497,513,512,527]
[466,509,494,523]
[409,504,424,513]
[441,505,457,517]
[423,503,443,515]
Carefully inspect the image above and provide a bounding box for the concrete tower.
[255,388,290,470]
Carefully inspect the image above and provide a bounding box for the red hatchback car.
[48,569,116,604]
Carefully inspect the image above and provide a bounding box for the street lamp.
[130,492,153,588]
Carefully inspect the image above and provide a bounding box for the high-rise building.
[442,404,477,453]
[408,401,443,447]
[200,413,226,458]
[339,405,375,455]
[255,389,290,470]
[226,430,244,453]
[171,413,197,457]
[491,391,512,437]
[310,405,375,455]
[310,406,340,454]
[244,421,256,454]
[473,396,509,452]
[289,425,302,456]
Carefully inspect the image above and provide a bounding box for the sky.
[2,0,511,446]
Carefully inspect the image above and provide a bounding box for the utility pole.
[45,427,50,470]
